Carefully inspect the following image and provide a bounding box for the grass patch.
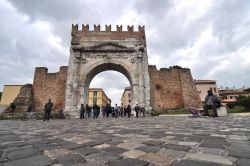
[227,106,249,113]
[0,112,64,120]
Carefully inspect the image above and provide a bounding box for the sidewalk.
[159,112,250,117]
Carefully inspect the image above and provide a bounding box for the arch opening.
[80,62,134,109]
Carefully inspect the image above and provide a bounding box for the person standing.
[140,105,146,117]
[9,102,16,115]
[114,104,119,118]
[127,104,131,118]
[120,104,124,118]
[80,104,85,119]
[135,104,140,118]
[92,103,99,118]
[86,104,91,118]
[124,105,127,117]
[203,90,220,117]
[105,104,111,118]
[44,99,53,121]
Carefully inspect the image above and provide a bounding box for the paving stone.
[184,136,203,142]
[160,144,191,151]
[105,140,124,146]
[186,153,233,165]
[228,144,250,159]
[56,154,87,166]
[135,146,160,153]
[7,147,40,160]
[178,142,199,146]
[200,138,225,149]
[109,158,149,166]
[173,159,225,166]
[5,155,55,166]
[117,142,144,150]
[1,117,250,165]
[86,151,122,164]
[198,147,225,155]
[82,141,105,147]
[58,142,84,150]
[236,158,250,166]
[158,148,186,159]
[0,142,28,149]
[94,143,111,149]
[74,147,99,156]
[142,140,165,146]
[102,147,128,154]
[139,152,175,166]
[43,149,76,159]
[122,150,145,158]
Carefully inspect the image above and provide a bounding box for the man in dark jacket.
[127,104,131,118]
[203,90,220,117]
[135,104,140,118]
[80,104,85,119]
[86,104,91,118]
[10,102,16,115]
[44,99,53,121]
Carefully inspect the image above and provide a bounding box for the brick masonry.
[32,66,68,112]
[31,64,200,113]
[149,65,201,112]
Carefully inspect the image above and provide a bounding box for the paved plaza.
[0,116,250,166]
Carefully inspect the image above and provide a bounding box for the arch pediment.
[72,42,135,52]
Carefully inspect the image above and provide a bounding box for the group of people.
[79,103,146,119]
[41,89,222,121]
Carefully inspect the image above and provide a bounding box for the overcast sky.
[0,0,250,105]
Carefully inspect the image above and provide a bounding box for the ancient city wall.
[149,65,201,112]
[33,66,68,112]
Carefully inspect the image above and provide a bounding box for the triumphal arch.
[65,24,151,116]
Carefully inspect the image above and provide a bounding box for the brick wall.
[149,65,201,112]
[33,66,68,112]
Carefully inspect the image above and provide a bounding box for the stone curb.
[159,113,250,117]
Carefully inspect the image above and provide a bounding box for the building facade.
[194,80,219,102]
[121,87,131,106]
[219,88,250,103]
[0,85,23,106]
[88,88,110,108]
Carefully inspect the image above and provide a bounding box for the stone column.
[65,49,81,117]
[142,49,152,112]
[137,52,144,107]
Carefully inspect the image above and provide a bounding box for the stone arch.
[79,61,133,108]
[82,60,133,87]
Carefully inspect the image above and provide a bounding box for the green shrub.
[237,96,250,111]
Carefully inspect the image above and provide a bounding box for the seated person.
[203,90,220,117]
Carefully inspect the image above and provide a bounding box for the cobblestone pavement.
[0,116,250,166]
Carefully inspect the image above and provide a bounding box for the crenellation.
[105,24,111,31]
[138,25,145,32]
[72,24,78,34]
[82,24,89,32]
[127,25,134,32]
[117,25,122,32]
[71,24,145,33]
[94,24,101,31]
